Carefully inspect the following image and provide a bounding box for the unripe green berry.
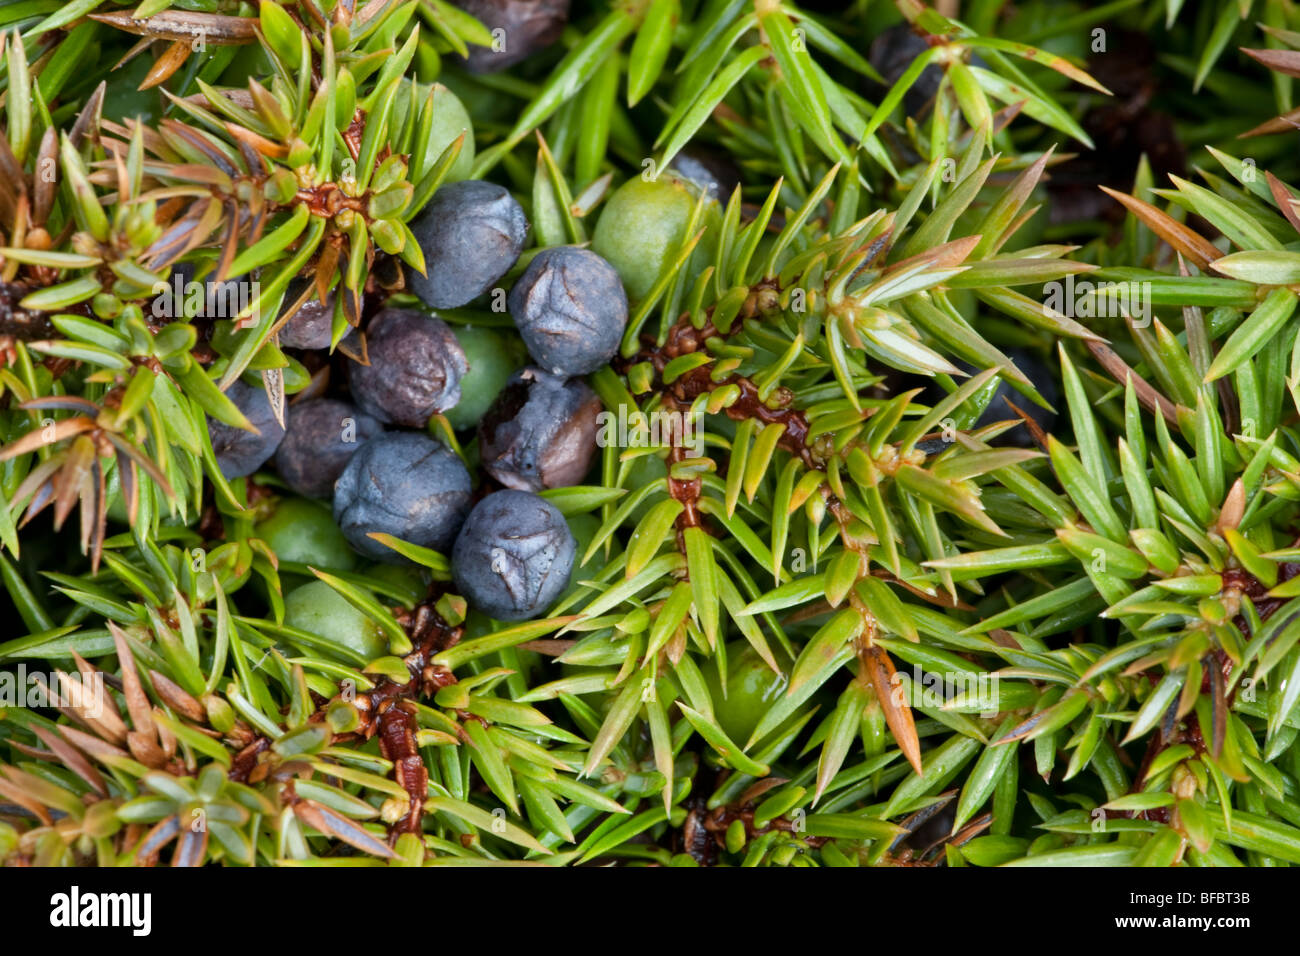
[418,83,475,183]
[446,325,527,431]
[284,580,387,661]
[590,173,721,303]
[255,497,357,571]
[704,641,789,745]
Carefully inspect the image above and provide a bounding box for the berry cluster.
[205,171,642,621]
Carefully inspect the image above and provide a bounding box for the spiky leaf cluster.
[3,0,1300,869]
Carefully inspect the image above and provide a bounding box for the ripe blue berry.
[479,369,601,491]
[348,308,468,427]
[406,181,527,309]
[156,263,251,322]
[452,489,575,621]
[921,348,1058,451]
[508,246,627,375]
[450,0,569,73]
[277,279,336,350]
[207,380,286,479]
[978,347,1059,447]
[669,150,741,203]
[273,398,383,498]
[868,26,983,119]
[333,433,473,561]
[869,25,941,117]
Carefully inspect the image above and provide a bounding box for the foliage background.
[2,0,1300,866]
